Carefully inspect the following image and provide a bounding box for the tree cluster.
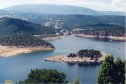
[19,69,66,83]
[97,55,125,84]
[77,49,101,59]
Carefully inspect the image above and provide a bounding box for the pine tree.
[97,55,125,84]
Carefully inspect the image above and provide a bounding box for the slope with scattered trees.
[73,24,125,37]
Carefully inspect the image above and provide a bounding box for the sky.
[0,0,125,12]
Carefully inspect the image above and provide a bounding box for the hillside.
[73,23,125,37]
[0,10,9,15]
[4,4,125,16]
[0,35,54,48]
[0,17,55,36]
[4,4,101,15]
[0,35,55,57]
[8,14,124,28]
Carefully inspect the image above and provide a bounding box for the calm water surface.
[0,35,125,83]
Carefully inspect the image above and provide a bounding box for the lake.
[0,35,125,83]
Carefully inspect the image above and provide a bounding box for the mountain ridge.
[3,4,125,16]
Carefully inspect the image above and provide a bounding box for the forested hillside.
[73,23,125,36]
[11,14,125,27]
[0,17,55,36]
[0,35,54,48]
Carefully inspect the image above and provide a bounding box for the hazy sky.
[0,0,125,12]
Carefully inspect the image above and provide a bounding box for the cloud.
[111,0,126,12]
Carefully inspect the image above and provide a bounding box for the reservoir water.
[0,35,125,83]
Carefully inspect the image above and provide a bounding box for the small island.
[44,49,106,64]
[0,35,55,57]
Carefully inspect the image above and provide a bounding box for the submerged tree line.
[19,55,125,84]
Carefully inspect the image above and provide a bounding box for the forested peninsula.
[0,35,55,57]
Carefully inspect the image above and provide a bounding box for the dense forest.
[68,49,102,60]
[19,69,66,83]
[19,69,81,84]
[0,34,54,48]
[0,17,56,36]
[97,55,125,84]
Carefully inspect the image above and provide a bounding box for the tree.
[114,58,125,83]
[19,69,66,83]
[97,55,125,84]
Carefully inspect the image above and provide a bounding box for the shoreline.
[44,52,106,63]
[0,45,55,57]
[74,34,126,41]
[34,35,64,41]
[42,36,63,41]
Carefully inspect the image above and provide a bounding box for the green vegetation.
[77,49,101,58]
[16,14,125,27]
[68,49,102,60]
[19,69,66,83]
[19,69,81,84]
[97,55,125,84]
[0,35,54,48]
[0,17,55,37]
[0,16,125,37]
[73,24,125,37]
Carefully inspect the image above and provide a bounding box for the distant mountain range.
[0,9,9,15]
[2,4,125,16]
[0,4,125,37]
[0,17,55,36]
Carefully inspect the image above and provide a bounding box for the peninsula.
[45,49,106,64]
[0,35,55,57]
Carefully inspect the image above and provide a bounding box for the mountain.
[17,14,124,28]
[4,4,125,16]
[0,17,55,36]
[0,10,9,15]
[102,11,125,16]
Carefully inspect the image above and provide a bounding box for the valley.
[0,3,125,84]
